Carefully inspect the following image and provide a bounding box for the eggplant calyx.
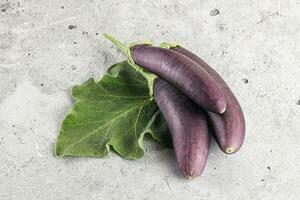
[159,41,180,49]
[102,33,156,96]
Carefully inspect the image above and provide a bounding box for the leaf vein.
[60,99,151,154]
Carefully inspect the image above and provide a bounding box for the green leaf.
[55,61,170,159]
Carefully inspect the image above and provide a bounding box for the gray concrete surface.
[0,0,300,199]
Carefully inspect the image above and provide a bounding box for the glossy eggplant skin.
[172,47,245,154]
[153,78,209,179]
[131,45,226,114]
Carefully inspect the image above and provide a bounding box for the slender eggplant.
[102,33,226,114]
[171,46,245,154]
[153,78,210,179]
[131,45,226,114]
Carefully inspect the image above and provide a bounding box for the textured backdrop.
[0,0,299,199]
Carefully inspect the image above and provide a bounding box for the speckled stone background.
[0,0,299,199]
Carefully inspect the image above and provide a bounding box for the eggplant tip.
[225,147,234,154]
[219,105,227,114]
[186,176,197,180]
[184,174,199,180]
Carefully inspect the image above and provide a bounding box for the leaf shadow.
[142,134,184,180]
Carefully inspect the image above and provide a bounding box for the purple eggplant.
[153,78,209,179]
[131,45,227,114]
[171,46,245,154]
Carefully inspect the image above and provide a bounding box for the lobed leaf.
[55,61,170,159]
